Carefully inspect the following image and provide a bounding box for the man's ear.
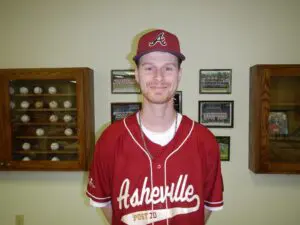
[135,68,140,83]
[178,68,183,82]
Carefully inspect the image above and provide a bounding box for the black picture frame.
[111,69,141,94]
[198,100,234,128]
[174,91,182,113]
[111,102,142,123]
[216,136,231,161]
[199,69,232,94]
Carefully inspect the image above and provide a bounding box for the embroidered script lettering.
[117,174,200,224]
[117,174,197,209]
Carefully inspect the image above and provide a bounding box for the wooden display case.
[249,64,300,174]
[0,67,94,171]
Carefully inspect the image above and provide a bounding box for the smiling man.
[86,29,224,225]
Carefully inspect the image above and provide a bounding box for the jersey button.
[156,164,162,170]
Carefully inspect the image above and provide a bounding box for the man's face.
[135,51,182,105]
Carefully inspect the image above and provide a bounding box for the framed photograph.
[111,102,142,123]
[216,136,230,161]
[111,69,141,94]
[198,101,234,128]
[199,69,232,94]
[268,111,288,136]
[174,91,182,113]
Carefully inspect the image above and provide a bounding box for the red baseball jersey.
[86,113,223,225]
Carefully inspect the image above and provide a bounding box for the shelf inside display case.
[14,122,77,126]
[15,94,76,97]
[16,136,78,139]
[16,108,77,112]
[271,103,300,107]
[15,150,78,154]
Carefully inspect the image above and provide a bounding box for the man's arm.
[205,208,212,224]
[102,206,112,225]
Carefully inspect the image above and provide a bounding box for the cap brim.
[133,50,185,62]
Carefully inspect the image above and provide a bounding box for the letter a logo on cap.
[149,32,167,47]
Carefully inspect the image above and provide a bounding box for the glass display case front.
[269,75,300,163]
[9,79,79,162]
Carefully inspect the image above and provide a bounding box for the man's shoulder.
[182,115,219,160]
[97,113,138,144]
[182,115,216,140]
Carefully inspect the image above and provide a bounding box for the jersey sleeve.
[203,131,224,211]
[86,129,115,207]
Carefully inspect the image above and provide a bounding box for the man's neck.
[140,100,177,132]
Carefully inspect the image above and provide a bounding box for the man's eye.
[165,67,174,71]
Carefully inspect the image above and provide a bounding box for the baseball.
[33,86,43,94]
[63,100,72,108]
[22,156,31,161]
[51,156,60,161]
[63,114,72,122]
[48,86,57,94]
[36,128,45,136]
[19,87,29,94]
[34,101,44,108]
[49,114,58,122]
[9,87,15,95]
[10,101,15,109]
[20,101,30,109]
[22,142,31,150]
[49,100,58,109]
[64,128,73,136]
[50,142,59,151]
[20,114,30,123]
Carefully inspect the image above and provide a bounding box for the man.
[86,29,224,225]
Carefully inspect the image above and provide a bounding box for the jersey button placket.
[156,164,162,170]
[153,159,165,212]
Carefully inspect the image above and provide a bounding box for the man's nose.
[154,69,164,81]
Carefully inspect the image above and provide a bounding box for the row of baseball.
[11,100,73,109]
[32,128,74,136]
[20,114,73,123]
[10,86,58,95]
[22,142,61,151]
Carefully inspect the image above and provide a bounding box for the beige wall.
[1,0,300,225]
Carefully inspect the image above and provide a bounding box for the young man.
[86,29,224,225]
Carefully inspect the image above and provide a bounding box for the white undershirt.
[137,112,182,146]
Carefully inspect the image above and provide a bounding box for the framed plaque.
[174,91,182,113]
[198,100,234,128]
[199,69,232,94]
[111,70,141,94]
[111,102,142,123]
[216,136,231,161]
